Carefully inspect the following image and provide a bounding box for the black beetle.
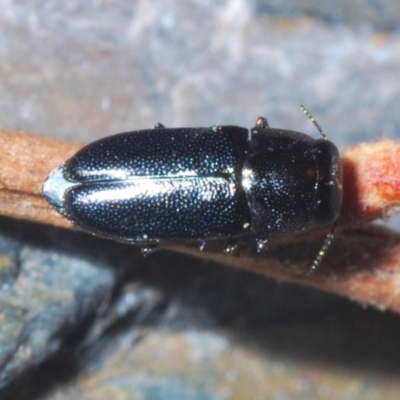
[42,107,342,275]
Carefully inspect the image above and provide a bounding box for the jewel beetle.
[42,106,342,275]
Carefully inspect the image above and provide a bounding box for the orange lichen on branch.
[341,139,400,225]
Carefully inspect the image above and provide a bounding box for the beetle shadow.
[169,221,400,281]
[129,240,400,370]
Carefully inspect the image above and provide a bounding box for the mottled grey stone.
[0,237,114,390]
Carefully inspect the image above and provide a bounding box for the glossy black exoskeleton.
[43,107,342,275]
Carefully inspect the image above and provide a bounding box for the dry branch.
[0,130,83,229]
[0,129,400,313]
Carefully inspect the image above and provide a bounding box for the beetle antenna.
[307,220,337,277]
[300,105,329,140]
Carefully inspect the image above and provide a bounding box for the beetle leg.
[255,237,269,253]
[154,123,166,129]
[141,244,159,256]
[224,238,239,255]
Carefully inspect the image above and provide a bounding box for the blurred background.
[0,1,400,399]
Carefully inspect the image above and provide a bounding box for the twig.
[0,129,399,312]
[0,129,83,229]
